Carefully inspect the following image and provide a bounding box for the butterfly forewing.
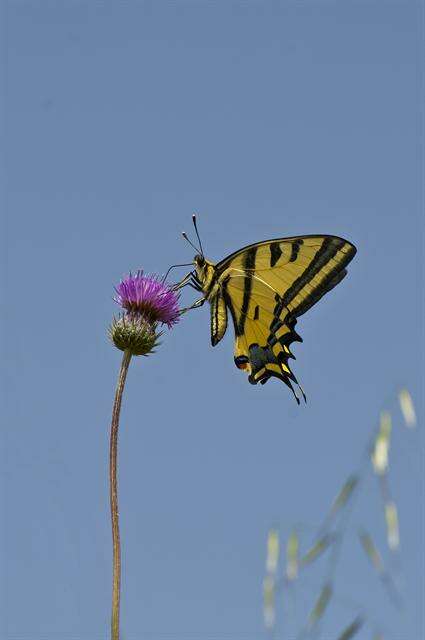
[218,236,355,318]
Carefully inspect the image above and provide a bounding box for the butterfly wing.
[216,235,356,401]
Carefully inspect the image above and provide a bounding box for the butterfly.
[174,216,356,403]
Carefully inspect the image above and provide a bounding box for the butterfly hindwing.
[210,290,228,347]
[222,267,304,401]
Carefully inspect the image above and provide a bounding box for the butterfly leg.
[173,271,203,292]
[179,297,206,315]
[173,272,193,290]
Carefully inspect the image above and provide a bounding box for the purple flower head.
[114,271,180,328]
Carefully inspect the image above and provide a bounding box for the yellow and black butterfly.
[175,216,356,403]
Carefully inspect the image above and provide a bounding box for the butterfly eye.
[195,254,205,267]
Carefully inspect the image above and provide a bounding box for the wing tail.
[234,317,307,402]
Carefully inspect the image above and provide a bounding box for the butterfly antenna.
[182,231,201,254]
[192,213,204,257]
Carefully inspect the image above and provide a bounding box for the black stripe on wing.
[281,237,356,317]
[236,246,257,336]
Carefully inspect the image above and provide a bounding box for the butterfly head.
[182,215,216,293]
[194,254,216,293]
[194,254,205,267]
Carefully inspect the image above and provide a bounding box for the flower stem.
[109,349,132,640]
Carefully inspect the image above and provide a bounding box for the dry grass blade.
[335,616,364,639]
[371,412,392,475]
[359,530,383,573]
[262,574,275,630]
[308,581,333,629]
[266,528,280,575]
[385,501,400,551]
[359,530,402,609]
[399,389,416,428]
[301,533,336,567]
[330,475,359,518]
[286,529,299,581]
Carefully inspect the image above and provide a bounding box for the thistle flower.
[109,313,159,356]
[108,268,180,640]
[114,271,180,328]
[110,271,180,357]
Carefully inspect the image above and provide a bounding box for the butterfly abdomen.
[209,288,228,346]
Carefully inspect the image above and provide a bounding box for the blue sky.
[2,1,423,639]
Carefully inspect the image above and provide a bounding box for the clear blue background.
[2,1,423,639]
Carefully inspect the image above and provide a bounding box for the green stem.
[109,349,132,640]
